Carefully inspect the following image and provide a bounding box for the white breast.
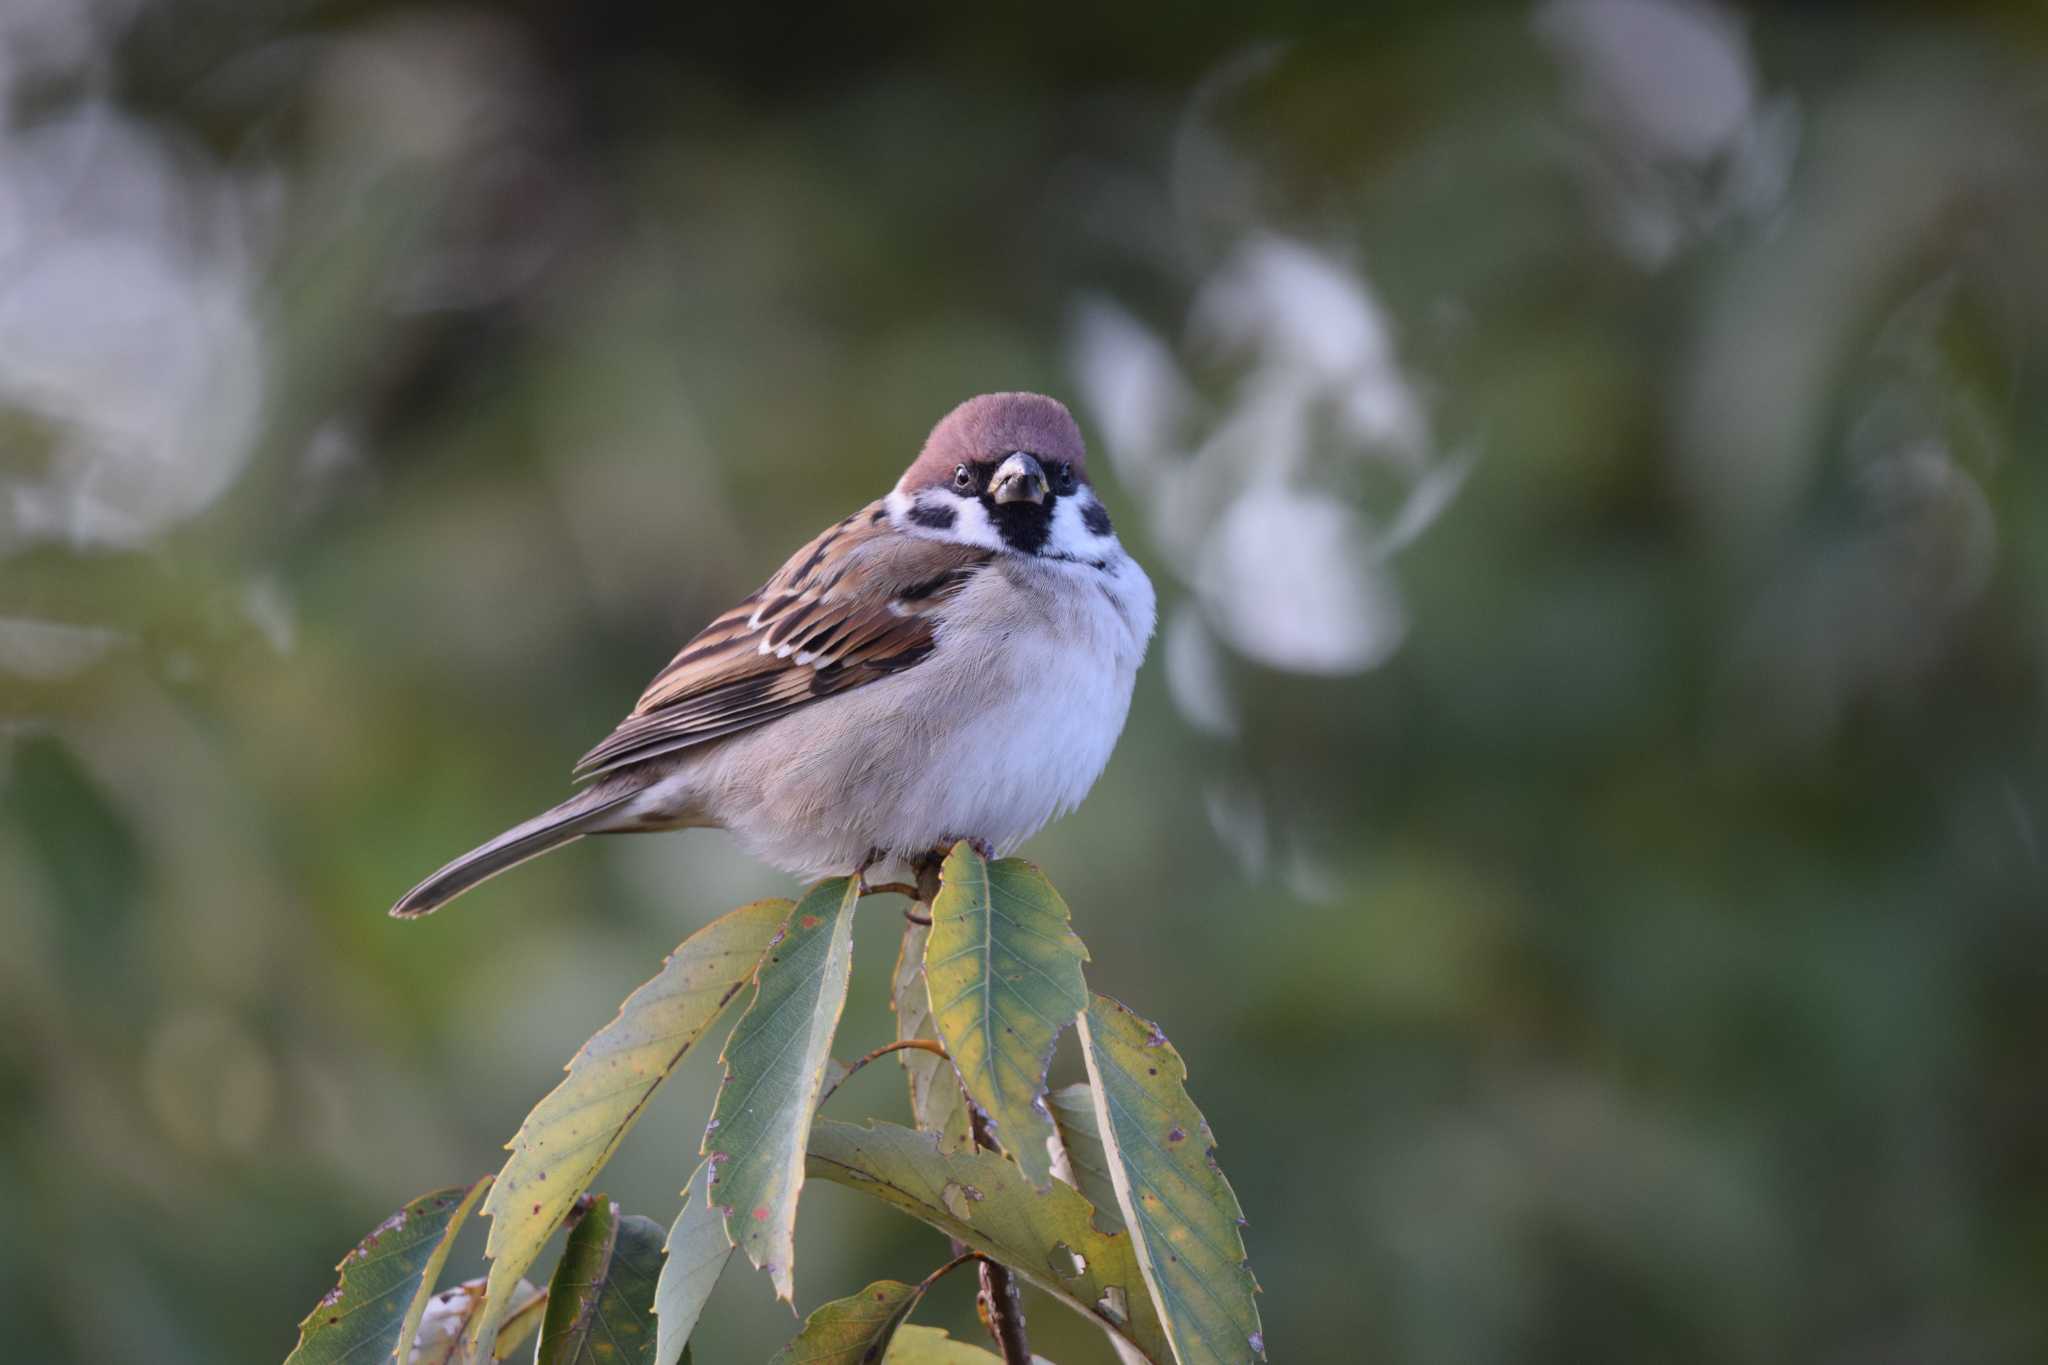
[672,549,1156,881]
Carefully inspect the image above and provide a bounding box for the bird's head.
[890,392,1118,560]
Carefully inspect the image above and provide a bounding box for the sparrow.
[391,392,1157,916]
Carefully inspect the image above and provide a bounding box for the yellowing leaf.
[924,845,1088,1188]
[467,898,787,1359]
[881,1325,1005,1363]
[805,1119,1171,1364]
[705,877,861,1301]
[535,1198,665,1365]
[892,917,972,1152]
[1077,996,1266,1365]
[653,1160,731,1365]
[286,1178,489,1365]
[769,1279,923,1364]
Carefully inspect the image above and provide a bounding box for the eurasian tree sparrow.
[392,392,1156,916]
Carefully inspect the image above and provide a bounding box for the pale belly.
[644,554,1155,881]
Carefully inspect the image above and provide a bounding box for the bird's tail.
[390,787,638,918]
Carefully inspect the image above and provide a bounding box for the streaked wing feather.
[573,504,988,778]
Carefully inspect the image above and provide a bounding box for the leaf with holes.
[893,917,973,1152]
[805,1119,1171,1364]
[465,897,787,1357]
[923,844,1088,1188]
[704,876,861,1301]
[1047,1082,1125,1235]
[286,1178,489,1365]
[1077,996,1266,1365]
[768,1278,924,1364]
[653,1160,731,1365]
[534,1197,666,1365]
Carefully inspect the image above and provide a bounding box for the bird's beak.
[990,452,1049,506]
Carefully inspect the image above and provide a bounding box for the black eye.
[953,464,974,492]
[1054,462,1077,493]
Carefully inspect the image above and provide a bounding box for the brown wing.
[573,503,991,778]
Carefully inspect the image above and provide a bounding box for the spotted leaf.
[465,898,787,1358]
[1077,996,1265,1365]
[704,877,861,1301]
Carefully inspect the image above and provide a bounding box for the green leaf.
[1046,1082,1125,1235]
[286,1178,489,1365]
[535,1197,666,1365]
[893,917,973,1152]
[881,1325,1004,1363]
[704,876,861,1301]
[923,844,1089,1189]
[805,1119,1172,1364]
[769,1279,923,1364]
[467,898,788,1356]
[1076,996,1266,1365]
[653,1161,732,1365]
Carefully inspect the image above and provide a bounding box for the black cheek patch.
[1081,502,1113,537]
[907,501,957,530]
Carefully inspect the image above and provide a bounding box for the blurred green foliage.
[3,2,2047,1361]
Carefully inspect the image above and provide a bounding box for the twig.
[916,1250,985,1294]
[819,1039,951,1105]
[859,880,922,900]
[977,1259,1032,1365]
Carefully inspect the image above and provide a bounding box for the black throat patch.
[986,495,1057,555]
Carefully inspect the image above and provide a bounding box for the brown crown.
[899,392,1087,492]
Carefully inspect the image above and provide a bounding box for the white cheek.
[951,498,1003,549]
[885,487,1002,551]
[1045,491,1117,559]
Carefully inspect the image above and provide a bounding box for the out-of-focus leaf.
[705,877,861,1302]
[880,1325,1004,1362]
[467,898,787,1356]
[923,844,1088,1188]
[768,1279,922,1364]
[534,1197,665,1365]
[893,917,973,1152]
[805,1119,1171,1364]
[407,1277,546,1364]
[654,1160,732,1365]
[1047,1082,1125,1235]
[286,1179,489,1365]
[1077,996,1266,1365]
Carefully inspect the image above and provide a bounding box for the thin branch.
[977,1258,1032,1365]
[859,880,922,900]
[916,1250,985,1295]
[819,1039,951,1105]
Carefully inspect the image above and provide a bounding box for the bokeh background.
[5,1,2047,1360]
